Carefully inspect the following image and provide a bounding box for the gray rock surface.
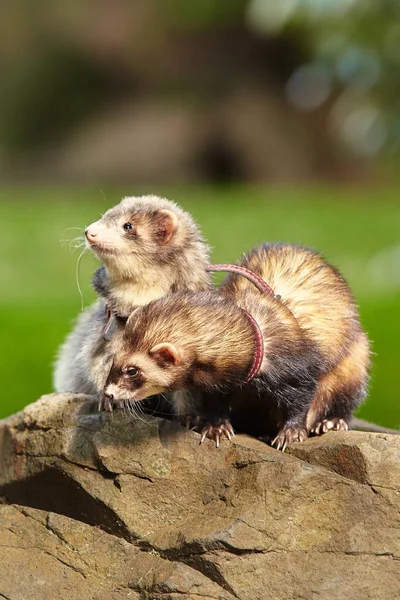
[0,393,399,599]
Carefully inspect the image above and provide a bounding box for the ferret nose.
[100,391,114,413]
[85,226,98,242]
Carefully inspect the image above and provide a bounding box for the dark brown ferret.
[104,243,371,449]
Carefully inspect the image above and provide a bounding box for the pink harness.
[206,264,279,383]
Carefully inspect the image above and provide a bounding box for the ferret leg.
[182,391,234,448]
[268,382,315,451]
[307,337,369,436]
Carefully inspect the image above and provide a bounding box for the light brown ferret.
[53,195,211,402]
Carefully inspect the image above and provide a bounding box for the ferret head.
[104,340,188,404]
[103,291,255,405]
[85,195,208,281]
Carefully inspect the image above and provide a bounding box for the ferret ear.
[154,210,178,244]
[150,342,181,366]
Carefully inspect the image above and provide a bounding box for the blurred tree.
[0,44,120,152]
[0,0,397,180]
[247,0,400,156]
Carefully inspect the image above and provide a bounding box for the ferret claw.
[271,427,308,451]
[200,429,208,444]
[311,418,348,436]
[98,394,113,412]
[199,421,235,448]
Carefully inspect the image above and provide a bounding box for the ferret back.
[222,243,364,365]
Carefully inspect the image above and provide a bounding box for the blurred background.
[0,0,399,427]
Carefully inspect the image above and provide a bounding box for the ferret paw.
[271,427,308,452]
[177,416,234,447]
[98,394,114,413]
[199,421,235,448]
[311,418,348,435]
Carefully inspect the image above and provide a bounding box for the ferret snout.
[85,223,100,242]
[104,383,119,398]
[85,221,121,253]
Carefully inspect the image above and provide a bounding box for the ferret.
[53,195,212,403]
[103,243,371,450]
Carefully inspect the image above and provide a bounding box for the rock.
[288,430,400,511]
[1,393,399,599]
[0,504,230,600]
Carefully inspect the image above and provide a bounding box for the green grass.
[1,185,400,427]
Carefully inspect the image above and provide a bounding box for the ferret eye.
[123,222,134,231]
[127,367,139,377]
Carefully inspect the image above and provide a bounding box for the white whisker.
[69,236,86,253]
[59,235,86,254]
[98,189,108,206]
[122,398,161,427]
[136,401,155,425]
[75,247,88,311]
[123,399,147,424]
[160,393,173,406]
